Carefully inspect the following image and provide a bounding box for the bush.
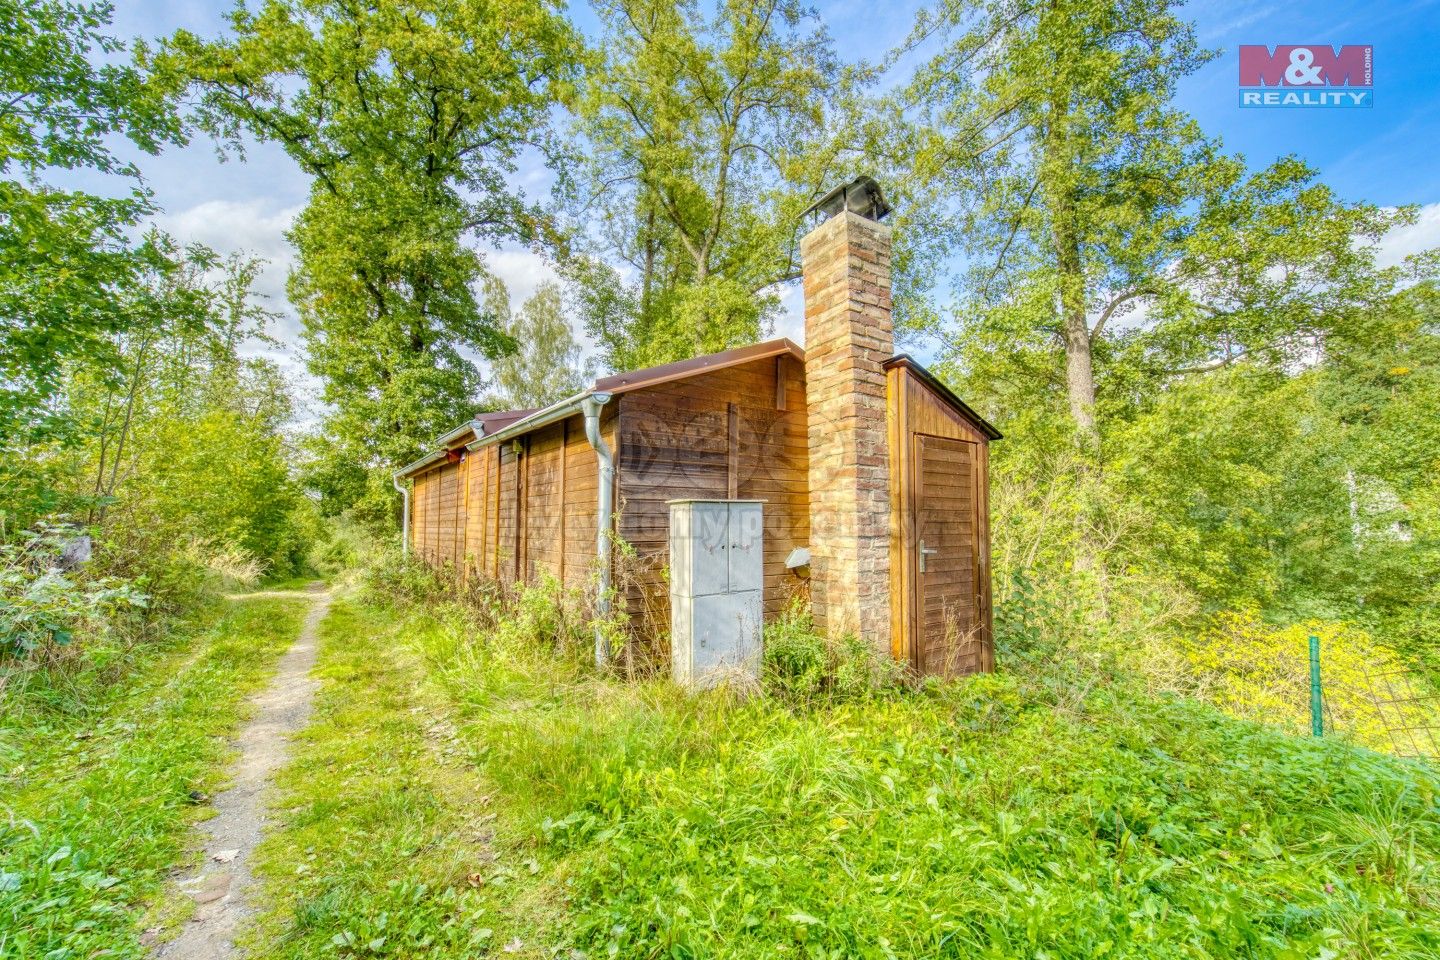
[360,546,454,607]
[307,514,374,578]
[1174,611,1440,754]
[0,524,147,658]
[762,598,902,703]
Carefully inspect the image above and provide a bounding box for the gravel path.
[152,584,330,960]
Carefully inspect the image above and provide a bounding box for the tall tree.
[159,0,579,526]
[487,279,590,409]
[65,247,309,575]
[895,0,1418,448]
[573,0,844,370]
[0,0,183,524]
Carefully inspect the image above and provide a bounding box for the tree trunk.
[1062,294,1097,438]
[1042,90,1099,448]
[1041,86,1104,581]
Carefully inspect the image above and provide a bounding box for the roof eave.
[393,448,450,481]
[883,355,1003,440]
[397,337,810,478]
[464,390,607,452]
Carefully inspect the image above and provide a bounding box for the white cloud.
[1376,201,1440,268]
[485,246,562,311]
[155,198,299,257]
[150,198,302,337]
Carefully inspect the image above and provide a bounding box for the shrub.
[1173,611,1440,754]
[307,514,374,577]
[0,525,147,658]
[762,598,902,703]
[360,547,452,607]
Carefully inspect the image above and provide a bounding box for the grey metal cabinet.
[668,500,764,688]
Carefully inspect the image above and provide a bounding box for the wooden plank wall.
[524,423,562,582]
[407,371,808,653]
[562,419,601,588]
[616,355,810,636]
[464,447,490,577]
[886,365,993,671]
[408,409,611,594]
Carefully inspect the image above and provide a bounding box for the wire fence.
[1353,662,1440,759]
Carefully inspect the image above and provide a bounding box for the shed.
[396,178,1000,678]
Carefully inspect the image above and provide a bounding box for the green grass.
[242,597,534,957]
[0,594,310,959]
[258,592,1440,959]
[6,576,1433,958]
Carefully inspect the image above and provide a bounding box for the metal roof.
[395,338,998,482]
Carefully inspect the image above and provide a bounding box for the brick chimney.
[800,178,893,649]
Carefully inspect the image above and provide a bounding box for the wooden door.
[912,434,985,677]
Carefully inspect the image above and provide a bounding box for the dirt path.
[152,584,331,960]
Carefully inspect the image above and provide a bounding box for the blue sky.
[101,0,1440,395]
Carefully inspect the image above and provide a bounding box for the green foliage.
[56,249,314,594]
[1175,612,1439,754]
[486,279,590,409]
[5,231,313,652]
[0,0,185,519]
[763,597,902,702]
[571,0,845,370]
[360,547,451,609]
[0,524,147,656]
[304,515,375,579]
[159,0,582,526]
[895,0,1421,444]
[0,595,309,958]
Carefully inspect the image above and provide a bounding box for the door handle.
[919,541,939,573]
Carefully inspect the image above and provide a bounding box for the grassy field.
[0,594,310,959]
[240,599,522,957]
[242,591,1440,959]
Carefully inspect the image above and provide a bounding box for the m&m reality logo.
[1238,45,1373,108]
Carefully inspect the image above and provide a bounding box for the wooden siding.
[562,418,601,589]
[409,358,810,653]
[887,365,993,675]
[408,408,613,592]
[407,350,992,678]
[524,423,565,581]
[616,354,810,639]
[464,446,491,577]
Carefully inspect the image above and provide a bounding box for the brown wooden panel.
[913,434,987,678]
[562,414,597,589]
[889,364,994,673]
[524,423,565,581]
[497,444,518,582]
[473,450,488,578]
[617,355,810,643]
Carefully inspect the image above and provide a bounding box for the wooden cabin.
[396,179,1001,677]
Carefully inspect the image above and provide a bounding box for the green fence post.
[1309,634,1323,738]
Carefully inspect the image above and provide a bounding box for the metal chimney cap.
[801,175,891,224]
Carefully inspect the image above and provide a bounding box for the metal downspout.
[392,474,411,557]
[581,393,614,668]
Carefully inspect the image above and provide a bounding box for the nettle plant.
[0,524,148,656]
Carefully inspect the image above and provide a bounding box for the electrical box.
[669,500,764,689]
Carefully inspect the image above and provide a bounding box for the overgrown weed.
[0,596,309,958]
[345,562,1440,957]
